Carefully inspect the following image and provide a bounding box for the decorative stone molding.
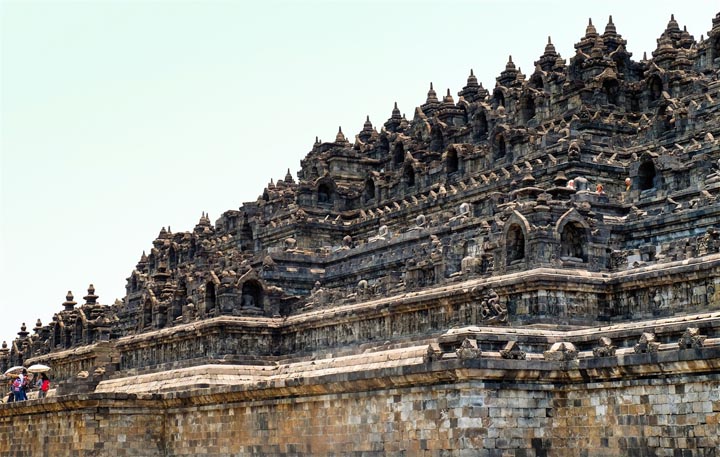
[634,332,660,354]
[500,341,526,360]
[543,342,578,361]
[424,342,443,363]
[455,338,482,360]
[592,336,617,357]
[678,327,706,349]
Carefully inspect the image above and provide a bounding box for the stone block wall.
[2,373,719,456]
[0,395,164,457]
[551,376,720,457]
[163,383,553,456]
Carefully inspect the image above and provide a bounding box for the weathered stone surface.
[2,10,720,457]
[679,327,707,349]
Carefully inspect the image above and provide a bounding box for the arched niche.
[473,111,489,141]
[603,79,620,106]
[495,135,507,160]
[143,298,153,328]
[205,282,217,316]
[560,221,588,262]
[506,224,526,265]
[639,161,657,191]
[73,317,83,345]
[446,148,459,175]
[493,89,505,108]
[648,75,663,102]
[529,74,544,90]
[241,280,263,310]
[364,178,376,202]
[404,164,416,187]
[240,221,253,252]
[520,94,536,122]
[317,183,333,204]
[392,143,405,166]
[64,328,72,349]
[430,126,444,152]
[53,323,62,348]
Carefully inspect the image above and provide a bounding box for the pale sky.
[1,0,718,344]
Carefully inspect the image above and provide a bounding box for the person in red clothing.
[38,373,50,399]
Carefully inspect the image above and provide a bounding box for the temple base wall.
[2,371,719,456]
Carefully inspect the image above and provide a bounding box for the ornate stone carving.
[500,341,526,360]
[455,338,482,360]
[544,342,578,361]
[678,327,706,349]
[592,337,616,357]
[634,332,661,354]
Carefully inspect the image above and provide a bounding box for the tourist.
[39,373,50,399]
[12,376,24,402]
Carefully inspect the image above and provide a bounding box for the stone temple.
[2,12,720,457]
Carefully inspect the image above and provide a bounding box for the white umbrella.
[3,366,24,376]
[27,364,51,373]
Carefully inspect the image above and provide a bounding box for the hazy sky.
[1,0,718,344]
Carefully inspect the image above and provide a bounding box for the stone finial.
[544,36,556,55]
[604,15,616,35]
[544,342,578,361]
[63,291,77,311]
[466,69,478,87]
[83,284,99,305]
[592,336,616,357]
[505,55,515,70]
[442,88,455,106]
[424,342,443,363]
[456,338,482,360]
[678,327,706,349]
[500,341,526,360]
[17,322,29,339]
[362,115,373,132]
[391,101,401,119]
[634,332,660,353]
[335,126,347,143]
[426,83,438,103]
[585,18,597,38]
[0,341,7,351]
[33,319,42,334]
[199,212,211,226]
[284,169,294,184]
[666,14,680,33]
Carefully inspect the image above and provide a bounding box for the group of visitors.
[5,369,50,402]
